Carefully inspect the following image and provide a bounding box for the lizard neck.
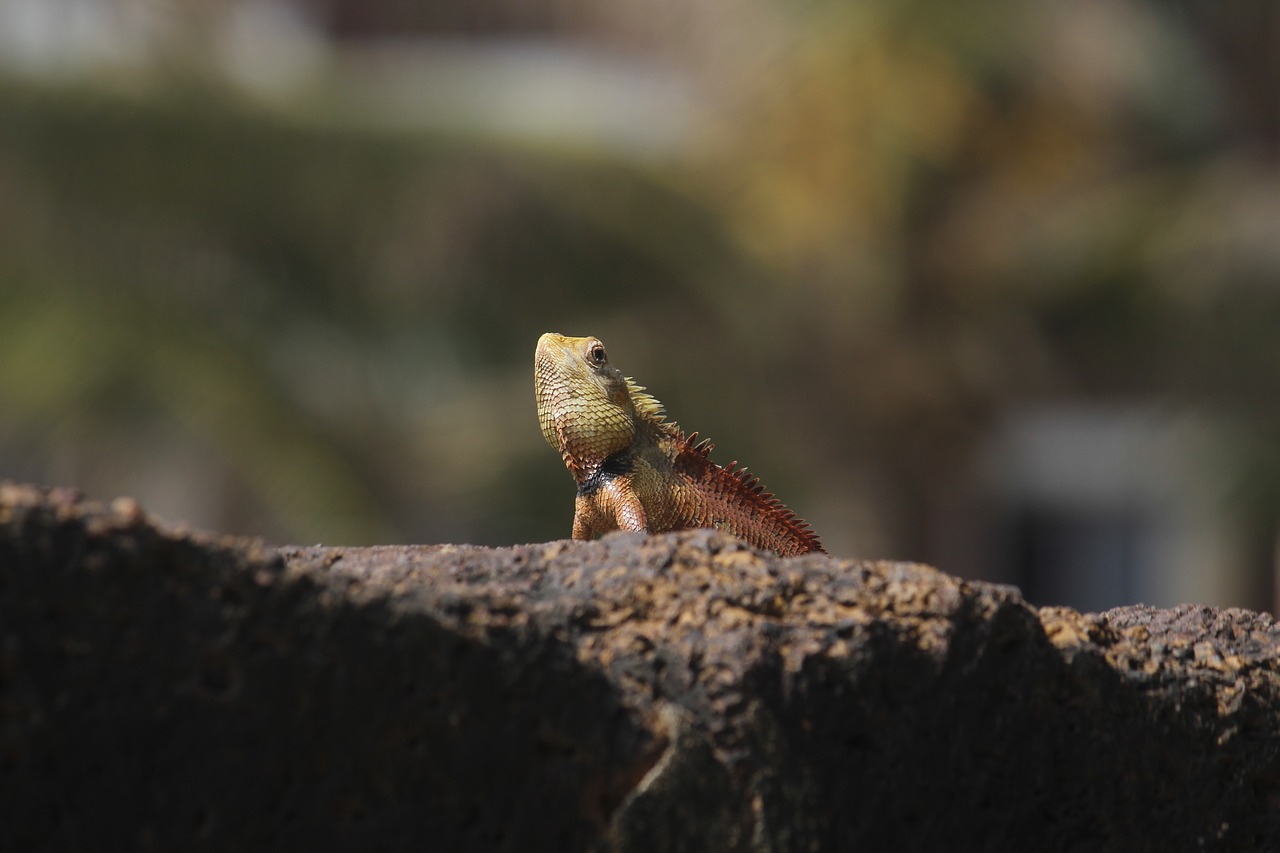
[554,410,638,485]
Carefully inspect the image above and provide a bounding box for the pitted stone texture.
[2,482,1278,852]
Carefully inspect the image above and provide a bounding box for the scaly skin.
[535,333,823,556]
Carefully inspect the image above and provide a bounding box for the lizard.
[534,332,823,556]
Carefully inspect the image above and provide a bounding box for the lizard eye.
[587,342,607,366]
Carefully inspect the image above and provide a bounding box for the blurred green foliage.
[0,0,1276,608]
[0,76,758,545]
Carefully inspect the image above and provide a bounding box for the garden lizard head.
[534,333,664,483]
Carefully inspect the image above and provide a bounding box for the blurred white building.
[0,0,699,157]
[984,408,1253,611]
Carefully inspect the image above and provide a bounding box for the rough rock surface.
[1,482,1278,851]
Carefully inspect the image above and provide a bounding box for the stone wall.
[2,483,1277,850]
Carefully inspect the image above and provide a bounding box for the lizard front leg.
[601,478,649,533]
[571,498,596,540]
[572,479,649,539]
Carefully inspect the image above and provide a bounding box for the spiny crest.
[624,376,664,419]
[724,461,774,501]
[684,431,716,459]
[721,460,821,541]
[625,376,683,437]
[671,420,823,552]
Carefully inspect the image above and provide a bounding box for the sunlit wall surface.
[1,0,1276,612]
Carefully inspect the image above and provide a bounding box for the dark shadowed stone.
[1,483,1277,851]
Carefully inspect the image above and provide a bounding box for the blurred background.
[0,0,1276,613]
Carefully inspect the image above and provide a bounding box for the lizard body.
[534,332,823,556]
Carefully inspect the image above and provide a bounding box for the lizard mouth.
[534,336,567,450]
